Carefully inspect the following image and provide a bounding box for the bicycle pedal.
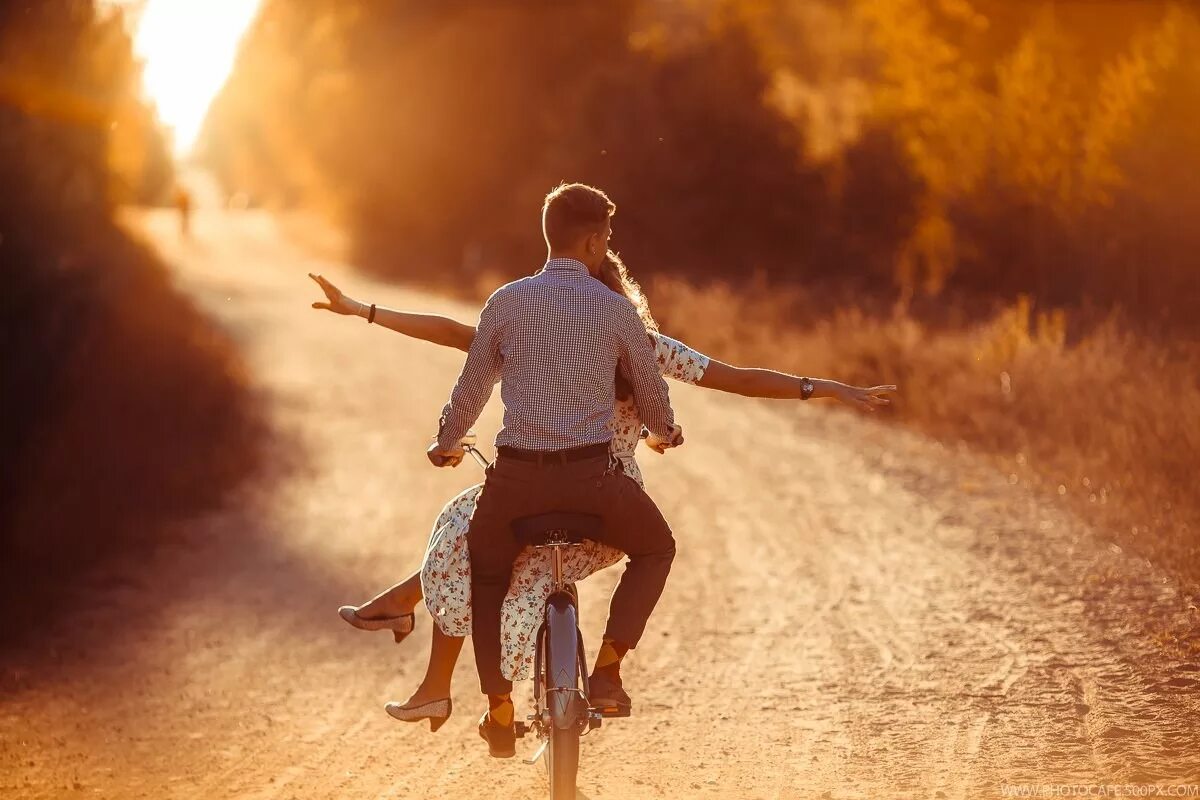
[594,705,631,718]
[514,721,528,739]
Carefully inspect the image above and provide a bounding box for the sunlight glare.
[131,0,262,156]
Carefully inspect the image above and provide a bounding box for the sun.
[127,0,263,156]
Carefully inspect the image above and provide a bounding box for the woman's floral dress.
[420,333,710,680]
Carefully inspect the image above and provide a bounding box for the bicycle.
[460,433,629,800]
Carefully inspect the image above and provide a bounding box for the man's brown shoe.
[587,670,632,715]
[478,711,516,758]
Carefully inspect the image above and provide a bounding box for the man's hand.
[309,273,363,316]
[835,384,897,412]
[644,423,684,455]
[426,441,465,468]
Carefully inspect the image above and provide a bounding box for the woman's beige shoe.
[385,697,452,732]
[337,606,415,643]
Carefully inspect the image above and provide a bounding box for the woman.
[311,253,895,731]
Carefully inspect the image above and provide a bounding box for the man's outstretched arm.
[434,290,506,459]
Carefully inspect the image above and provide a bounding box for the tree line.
[202,0,1200,329]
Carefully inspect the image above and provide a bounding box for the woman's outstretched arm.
[309,272,475,352]
[697,358,896,412]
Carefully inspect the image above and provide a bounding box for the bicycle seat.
[512,512,602,546]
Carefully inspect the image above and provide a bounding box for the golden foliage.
[203,0,1200,319]
[856,0,1200,301]
[1082,7,1195,206]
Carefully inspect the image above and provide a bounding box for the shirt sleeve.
[651,333,710,385]
[437,289,506,450]
[614,302,675,438]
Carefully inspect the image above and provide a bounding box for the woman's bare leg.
[354,570,423,619]
[397,625,466,707]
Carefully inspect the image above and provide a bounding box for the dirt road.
[3,208,1198,799]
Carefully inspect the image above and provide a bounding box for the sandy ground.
[2,208,1198,800]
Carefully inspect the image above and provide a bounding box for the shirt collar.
[543,257,591,276]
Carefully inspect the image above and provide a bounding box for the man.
[429,182,682,758]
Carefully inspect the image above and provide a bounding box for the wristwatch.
[800,377,814,400]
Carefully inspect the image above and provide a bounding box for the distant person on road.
[174,186,191,238]
[312,250,896,748]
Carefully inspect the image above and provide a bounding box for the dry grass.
[650,275,1200,594]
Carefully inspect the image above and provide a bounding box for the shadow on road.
[0,226,360,689]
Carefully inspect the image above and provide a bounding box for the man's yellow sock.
[487,693,514,727]
[592,638,630,681]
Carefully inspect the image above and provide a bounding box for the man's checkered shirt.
[437,258,675,452]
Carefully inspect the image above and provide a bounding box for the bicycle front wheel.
[541,590,583,800]
[547,723,579,800]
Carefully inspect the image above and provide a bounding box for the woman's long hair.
[597,250,658,400]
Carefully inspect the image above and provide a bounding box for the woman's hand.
[833,383,897,412]
[309,272,364,316]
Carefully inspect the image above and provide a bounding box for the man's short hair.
[542,182,615,250]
